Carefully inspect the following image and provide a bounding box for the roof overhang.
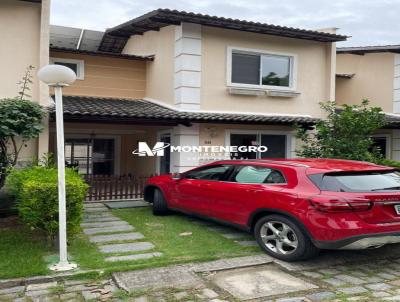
[49,95,318,128]
[337,45,400,55]
[99,9,347,53]
[50,46,154,61]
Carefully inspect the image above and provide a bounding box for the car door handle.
[199,183,211,187]
[246,189,263,193]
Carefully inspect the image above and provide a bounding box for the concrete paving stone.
[25,289,51,297]
[384,296,400,301]
[377,272,397,280]
[389,279,400,286]
[365,282,393,291]
[363,276,383,283]
[173,291,188,300]
[84,207,108,212]
[338,286,368,295]
[84,203,105,208]
[323,278,347,287]
[301,271,324,279]
[105,200,149,209]
[209,299,229,302]
[211,265,317,300]
[83,224,134,235]
[60,292,78,300]
[26,281,57,291]
[63,280,86,286]
[0,286,25,295]
[83,216,121,223]
[318,268,341,275]
[236,240,258,247]
[134,296,149,302]
[275,298,307,302]
[81,221,129,228]
[99,242,155,253]
[372,291,391,298]
[221,232,249,239]
[207,226,233,233]
[199,288,218,299]
[113,265,204,291]
[105,252,163,262]
[89,232,144,243]
[306,291,335,301]
[335,274,366,285]
[82,290,100,301]
[63,284,91,293]
[193,254,273,272]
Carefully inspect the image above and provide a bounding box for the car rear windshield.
[309,170,400,192]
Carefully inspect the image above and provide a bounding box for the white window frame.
[371,134,391,159]
[224,129,294,159]
[226,46,298,91]
[50,57,85,80]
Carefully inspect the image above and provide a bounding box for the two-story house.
[336,45,400,161]
[2,2,347,193]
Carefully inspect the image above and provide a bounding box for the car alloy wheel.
[260,221,299,255]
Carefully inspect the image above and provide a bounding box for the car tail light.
[309,196,372,212]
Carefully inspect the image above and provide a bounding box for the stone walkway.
[4,250,400,301]
[82,203,162,263]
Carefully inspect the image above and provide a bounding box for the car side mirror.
[171,172,183,180]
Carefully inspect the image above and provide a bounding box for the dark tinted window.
[185,165,231,181]
[314,171,400,192]
[55,62,78,74]
[232,165,286,184]
[231,53,260,85]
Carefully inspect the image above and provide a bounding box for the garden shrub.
[5,166,88,239]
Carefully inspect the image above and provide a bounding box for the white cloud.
[50,0,400,46]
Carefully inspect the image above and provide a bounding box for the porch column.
[170,124,199,173]
[392,130,400,161]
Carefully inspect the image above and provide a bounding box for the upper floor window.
[50,57,85,80]
[228,47,296,90]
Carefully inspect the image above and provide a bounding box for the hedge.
[5,166,88,239]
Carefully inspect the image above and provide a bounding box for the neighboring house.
[0,0,50,165]
[336,45,400,160]
[1,3,347,188]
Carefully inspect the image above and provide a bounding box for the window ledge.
[227,87,300,98]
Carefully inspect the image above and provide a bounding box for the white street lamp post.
[38,65,77,271]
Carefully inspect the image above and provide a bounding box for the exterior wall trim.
[174,23,202,110]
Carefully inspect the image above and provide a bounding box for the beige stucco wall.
[336,53,395,112]
[49,51,147,99]
[123,26,175,104]
[0,0,50,164]
[201,26,335,118]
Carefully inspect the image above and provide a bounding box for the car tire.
[254,214,319,262]
[152,188,169,216]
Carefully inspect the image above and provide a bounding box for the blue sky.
[51,0,400,47]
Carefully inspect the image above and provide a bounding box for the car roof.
[210,158,394,174]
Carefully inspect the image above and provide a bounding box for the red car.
[144,159,400,261]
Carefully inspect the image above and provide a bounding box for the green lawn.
[0,207,259,279]
[0,227,49,279]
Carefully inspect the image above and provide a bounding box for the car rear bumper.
[314,232,400,250]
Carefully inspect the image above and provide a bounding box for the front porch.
[48,95,317,201]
